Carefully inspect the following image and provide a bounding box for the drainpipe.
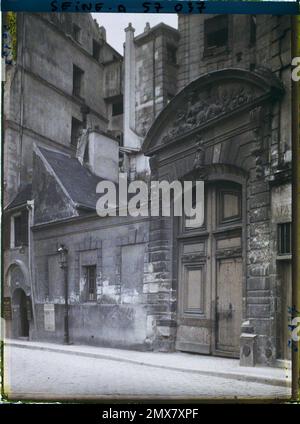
[18,13,26,189]
[124,23,142,149]
[26,200,37,334]
[291,15,300,401]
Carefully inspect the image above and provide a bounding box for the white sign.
[44,303,55,332]
[272,184,291,222]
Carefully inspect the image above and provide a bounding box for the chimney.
[99,26,106,41]
[144,22,151,33]
[87,130,119,183]
[124,23,141,149]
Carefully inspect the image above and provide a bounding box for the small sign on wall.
[3,297,12,320]
[44,303,55,332]
[271,184,292,222]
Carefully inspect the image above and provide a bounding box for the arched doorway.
[143,68,284,362]
[12,288,29,338]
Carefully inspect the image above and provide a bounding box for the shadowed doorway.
[12,288,29,338]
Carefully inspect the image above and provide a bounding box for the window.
[72,24,81,43]
[84,265,97,301]
[250,15,256,46]
[218,184,242,225]
[92,39,101,61]
[204,15,229,53]
[71,117,83,148]
[112,101,123,116]
[73,65,84,98]
[166,44,177,65]
[278,223,292,255]
[11,210,28,248]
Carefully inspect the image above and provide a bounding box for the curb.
[5,341,291,388]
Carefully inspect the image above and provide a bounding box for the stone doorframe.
[143,68,284,364]
[5,260,32,338]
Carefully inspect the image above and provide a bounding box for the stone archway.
[6,263,32,339]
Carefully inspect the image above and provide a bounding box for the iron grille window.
[73,65,84,97]
[278,223,292,255]
[84,265,97,301]
[204,15,229,52]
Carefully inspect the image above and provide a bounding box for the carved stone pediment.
[142,68,283,156]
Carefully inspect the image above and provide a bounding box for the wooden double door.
[176,181,244,358]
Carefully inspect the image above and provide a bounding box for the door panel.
[176,239,210,354]
[216,257,242,356]
[176,181,243,358]
[184,266,204,313]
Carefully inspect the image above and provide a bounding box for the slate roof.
[38,147,102,212]
[5,184,32,210]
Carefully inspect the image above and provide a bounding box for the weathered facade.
[3,13,292,366]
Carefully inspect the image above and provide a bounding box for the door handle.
[217,303,234,320]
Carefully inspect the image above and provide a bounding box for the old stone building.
[3,13,292,366]
[3,12,123,338]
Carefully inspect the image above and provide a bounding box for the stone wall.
[32,214,152,349]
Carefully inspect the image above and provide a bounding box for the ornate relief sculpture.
[161,83,256,144]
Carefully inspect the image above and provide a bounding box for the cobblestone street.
[3,345,291,400]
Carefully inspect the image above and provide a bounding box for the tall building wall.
[3,12,123,205]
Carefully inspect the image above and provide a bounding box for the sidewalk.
[4,338,291,388]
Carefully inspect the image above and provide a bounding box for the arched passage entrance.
[6,262,32,339]
[12,288,30,338]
